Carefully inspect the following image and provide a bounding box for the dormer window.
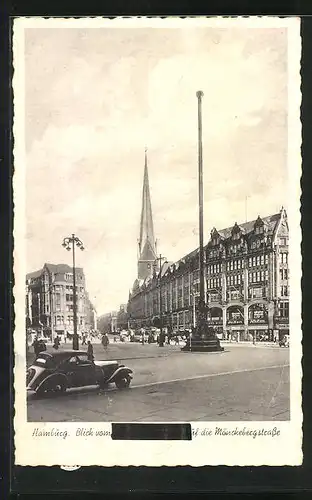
[254,216,264,235]
[232,222,241,241]
[210,228,220,246]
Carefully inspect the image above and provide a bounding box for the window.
[256,256,260,266]
[210,293,219,302]
[252,288,263,299]
[252,257,256,267]
[279,238,287,246]
[66,294,73,302]
[260,254,264,265]
[230,261,233,271]
[265,254,269,265]
[280,286,288,297]
[279,302,289,318]
[280,253,288,264]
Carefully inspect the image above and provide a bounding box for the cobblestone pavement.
[27,344,289,422]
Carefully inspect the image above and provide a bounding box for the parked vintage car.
[27,350,133,396]
[279,334,290,348]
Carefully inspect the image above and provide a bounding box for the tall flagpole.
[182,90,223,352]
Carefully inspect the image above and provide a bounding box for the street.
[27,342,289,422]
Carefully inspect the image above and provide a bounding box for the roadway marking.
[131,364,289,390]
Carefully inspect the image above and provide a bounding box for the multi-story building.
[127,155,289,341]
[26,263,94,337]
[84,291,97,332]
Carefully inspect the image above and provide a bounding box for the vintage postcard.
[13,16,302,466]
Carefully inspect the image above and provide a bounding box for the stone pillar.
[221,262,227,302]
[268,301,274,330]
[243,264,249,302]
[222,307,227,337]
[244,303,249,341]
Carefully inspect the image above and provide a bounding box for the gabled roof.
[27,263,84,281]
[139,240,157,262]
[26,269,42,280]
[44,263,84,274]
[217,213,280,240]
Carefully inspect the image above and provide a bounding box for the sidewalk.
[221,340,282,348]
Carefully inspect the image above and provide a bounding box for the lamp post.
[62,234,84,350]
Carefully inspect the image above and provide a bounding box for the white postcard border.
[13,16,302,467]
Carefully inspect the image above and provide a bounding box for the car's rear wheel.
[36,378,67,397]
[115,374,131,390]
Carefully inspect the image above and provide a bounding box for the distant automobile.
[27,350,133,397]
[279,335,290,348]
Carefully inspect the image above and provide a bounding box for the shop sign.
[275,317,289,324]
[227,318,244,325]
[210,316,222,322]
[249,318,267,324]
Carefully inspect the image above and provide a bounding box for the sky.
[24,25,288,315]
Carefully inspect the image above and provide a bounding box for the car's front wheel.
[115,374,131,390]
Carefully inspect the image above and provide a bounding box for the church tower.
[137,150,157,280]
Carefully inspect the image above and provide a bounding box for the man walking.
[102,333,109,351]
[87,340,94,362]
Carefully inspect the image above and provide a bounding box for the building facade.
[26,263,96,337]
[128,208,289,341]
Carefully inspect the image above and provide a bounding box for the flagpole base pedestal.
[181,322,224,353]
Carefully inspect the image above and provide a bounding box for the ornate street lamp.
[62,234,84,350]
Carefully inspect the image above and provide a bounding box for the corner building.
[26,263,95,337]
[128,207,289,341]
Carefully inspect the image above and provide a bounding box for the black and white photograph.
[13,17,302,467]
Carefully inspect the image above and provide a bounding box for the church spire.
[137,149,157,280]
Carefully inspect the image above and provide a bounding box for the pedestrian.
[87,340,94,362]
[102,333,109,351]
[158,331,164,347]
[33,336,40,357]
[53,336,60,350]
